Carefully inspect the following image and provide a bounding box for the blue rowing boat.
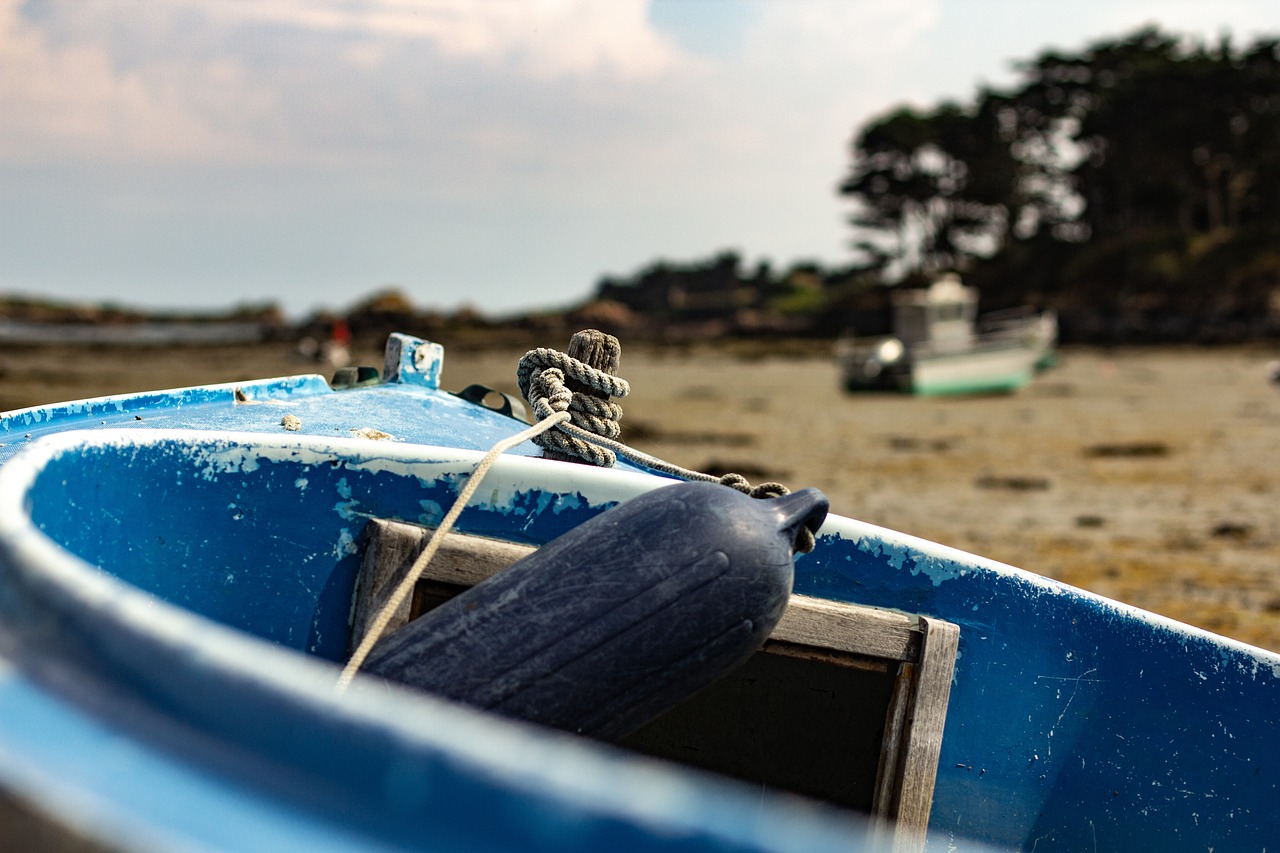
[0,332,1275,851]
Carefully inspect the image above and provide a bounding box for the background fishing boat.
[837,274,1057,396]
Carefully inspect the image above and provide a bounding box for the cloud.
[0,0,944,188]
[0,0,230,163]
[0,0,690,170]
[747,0,940,65]
[656,0,943,191]
[0,0,966,314]
[196,0,687,79]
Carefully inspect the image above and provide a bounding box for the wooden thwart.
[354,518,958,853]
[349,522,534,650]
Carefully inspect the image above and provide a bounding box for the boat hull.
[0,430,868,853]
[0,333,1275,851]
[909,343,1038,396]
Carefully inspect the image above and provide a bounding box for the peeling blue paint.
[790,525,1280,850]
[0,342,1276,852]
[417,499,445,526]
[26,428,1278,846]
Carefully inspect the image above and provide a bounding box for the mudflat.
[4,339,1278,652]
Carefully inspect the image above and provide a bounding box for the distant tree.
[839,100,1018,279]
[988,27,1280,242]
[840,25,1280,336]
[1060,30,1238,236]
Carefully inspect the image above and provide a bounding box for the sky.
[2,1,1277,319]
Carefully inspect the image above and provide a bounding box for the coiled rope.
[517,330,815,552]
[516,347,629,467]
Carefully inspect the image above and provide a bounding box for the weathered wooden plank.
[887,617,960,853]
[774,594,920,663]
[872,662,915,825]
[356,520,922,662]
[351,519,536,651]
[349,519,424,653]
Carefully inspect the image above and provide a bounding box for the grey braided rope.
[516,344,816,553]
[517,348,630,466]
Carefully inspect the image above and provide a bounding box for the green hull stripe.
[912,373,1032,396]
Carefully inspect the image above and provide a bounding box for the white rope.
[336,410,571,693]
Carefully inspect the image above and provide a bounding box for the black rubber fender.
[363,481,829,738]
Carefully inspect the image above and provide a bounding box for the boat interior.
[16,429,958,853]
[359,519,958,853]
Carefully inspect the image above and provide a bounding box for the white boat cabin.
[890,273,980,354]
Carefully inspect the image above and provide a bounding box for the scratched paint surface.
[0,379,604,467]
[26,432,633,660]
[796,527,1280,850]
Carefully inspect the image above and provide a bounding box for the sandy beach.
[3,339,1279,652]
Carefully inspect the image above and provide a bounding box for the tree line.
[596,27,1280,343]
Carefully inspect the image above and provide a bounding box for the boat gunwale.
[0,374,333,433]
[0,426,875,853]
[3,425,1279,851]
